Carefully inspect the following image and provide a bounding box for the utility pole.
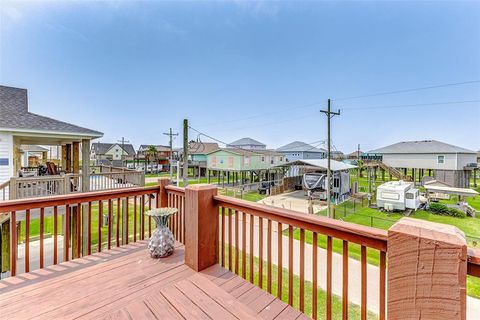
[357,143,361,181]
[117,137,130,167]
[183,119,188,187]
[163,128,178,182]
[320,99,340,219]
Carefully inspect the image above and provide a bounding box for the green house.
[206,148,286,185]
[206,148,285,171]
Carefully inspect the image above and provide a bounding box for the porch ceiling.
[12,131,99,146]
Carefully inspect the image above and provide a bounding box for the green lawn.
[19,200,155,251]
[144,172,170,178]
[288,198,480,298]
[220,245,377,319]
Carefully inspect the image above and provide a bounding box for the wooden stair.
[369,160,412,181]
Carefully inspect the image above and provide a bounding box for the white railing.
[6,169,144,200]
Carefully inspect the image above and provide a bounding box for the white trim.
[0,127,102,139]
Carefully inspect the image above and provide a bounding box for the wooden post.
[158,178,169,207]
[65,144,72,173]
[184,184,218,272]
[81,139,90,255]
[387,218,467,320]
[71,142,80,258]
[1,220,10,273]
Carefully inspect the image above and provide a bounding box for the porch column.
[387,218,467,319]
[65,144,72,173]
[184,184,218,272]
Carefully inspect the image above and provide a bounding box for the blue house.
[276,141,327,162]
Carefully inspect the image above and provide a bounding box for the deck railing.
[3,169,144,200]
[0,181,9,201]
[0,180,478,319]
[215,195,387,319]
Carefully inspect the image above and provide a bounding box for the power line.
[196,100,325,128]
[341,99,480,110]
[189,125,325,156]
[194,79,479,129]
[332,80,480,102]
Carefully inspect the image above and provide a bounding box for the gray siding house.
[368,140,477,188]
[276,141,326,162]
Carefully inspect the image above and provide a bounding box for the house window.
[261,156,265,162]
[244,156,250,165]
[211,156,217,167]
[279,156,283,162]
[437,155,445,164]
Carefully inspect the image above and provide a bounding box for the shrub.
[428,202,449,214]
[428,202,466,218]
[446,207,467,218]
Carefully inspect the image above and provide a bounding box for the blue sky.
[1,1,479,153]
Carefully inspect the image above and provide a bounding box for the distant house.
[330,151,345,160]
[91,142,136,167]
[136,145,171,172]
[0,85,103,186]
[347,150,363,160]
[185,142,218,176]
[188,142,219,163]
[227,138,266,150]
[276,141,326,162]
[368,140,477,188]
[206,148,285,185]
[137,145,171,159]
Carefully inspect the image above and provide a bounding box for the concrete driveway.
[258,190,327,214]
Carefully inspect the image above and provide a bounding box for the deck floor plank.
[174,278,237,320]
[143,292,184,320]
[0,242,306,320]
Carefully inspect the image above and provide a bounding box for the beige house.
[368,140,477,188]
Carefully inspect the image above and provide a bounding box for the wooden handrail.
[468,247,480,277]
[214,194,388,251]
[0,185,160,214]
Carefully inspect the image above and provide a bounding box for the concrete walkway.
[220,211,480,318]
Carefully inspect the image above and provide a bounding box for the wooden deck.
[0,241,308,320]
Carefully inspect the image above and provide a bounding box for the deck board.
[0,241,308,320]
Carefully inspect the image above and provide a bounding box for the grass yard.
[19,199,155,250]
[289,199,480,298]
[220,245,376,319]
[144,172,170,178]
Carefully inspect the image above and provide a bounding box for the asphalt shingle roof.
[0,85,103,137]
[91,143,136,156]
[208,148,282,156]
[368,140,475,154]
[189,142,219,155]
[277,141,326,153]
[227,137,266,147]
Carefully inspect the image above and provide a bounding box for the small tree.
[145,145,158,173]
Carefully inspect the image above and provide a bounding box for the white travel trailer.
[376,180,420,211]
